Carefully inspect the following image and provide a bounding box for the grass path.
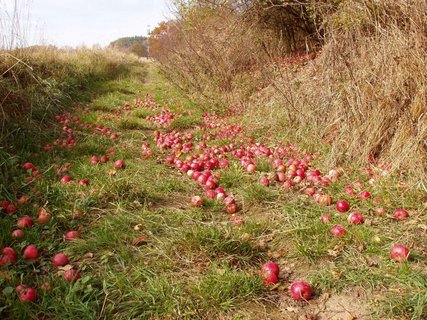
[0,61,426,320]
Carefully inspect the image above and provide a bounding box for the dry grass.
[0,46,140,129]
[245,0,427,182]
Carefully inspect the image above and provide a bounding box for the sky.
[23,0,171,47]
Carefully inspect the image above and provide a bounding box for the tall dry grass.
[247,0,426,180]
[0,47,139,131]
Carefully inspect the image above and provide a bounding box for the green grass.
[117,118,151,130]
[169,114,204,130]
[219,165,247,189]
[240,183,279,207]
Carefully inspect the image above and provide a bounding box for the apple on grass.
[16,285,37,302]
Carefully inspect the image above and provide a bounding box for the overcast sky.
[21,0,171,47]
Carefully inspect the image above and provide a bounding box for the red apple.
[261,261,280,278]
[226,203,239,214]
[78,179,90,186]
[282,180,293,190]
[16,285,37,303]
[262,273,279,285]
[65,231,81,241]
[277,171,286,182]
[197,174,208,185]
[219,160,229,168]
[260,177,270,186]
[344,185,355,196]
[23,245,39,260]
[205,179,217,190]
[205,190,216,199]
[61,176,72,184]
[63,269,80,282]
[11,229,24,239]
[224,196,235,206]
[304,187,316,196]
[22,162,36,171]
[358,191,371,200]
[293,175,303,184]
[90,156,99,165]
[229,215,244,226]
[394,208,409,220]
[216,193,226,202]
[317,194,333,206]
[191,196,203,207]
[246,164,256,173]
[347,211,365,224]
[6,204,17,214]
[335,200,350,212]
[100,155,109,163]
[1,200,9,211]
[37,210,51,224]
[2,247,16,257]
[330,224,346,237]
[1,247,17,265]
[52,253,69,268]
[18,195,29,204]
[320,214,332,224]
[114,160,126,169]
[0,254,17,265]
[17,216,34,229]
[290,281,312,301]
[390,244,409,262]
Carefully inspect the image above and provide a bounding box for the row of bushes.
[151,0,427,181]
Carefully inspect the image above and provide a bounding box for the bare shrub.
[151,0,319,108]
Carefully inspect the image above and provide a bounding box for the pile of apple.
[144,98,414,272]
[42,113,120,153]
[143,94,161,109]
[155,130,193,151]
[197,112,245,142]
[146,108,179,127]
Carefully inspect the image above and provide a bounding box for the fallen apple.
[16,285,37,303]
[330,224,346,237]
[17,216,34,229]
[23,245,39,260]
[53,253,69,268]
[390,244,409,262]
[290,281,312,300]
